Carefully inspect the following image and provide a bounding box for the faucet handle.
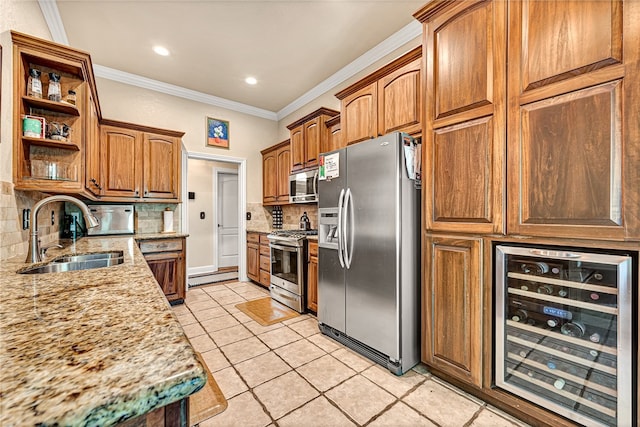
[40,243,63,258]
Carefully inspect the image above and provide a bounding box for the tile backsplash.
[0,181,62,260]
[245,202,318,232]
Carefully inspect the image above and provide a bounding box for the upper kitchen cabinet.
[324,114,342,153]
[97,121,183,202]
[416,0,506,235]
[287,108,339,172]
[506,0,639,240]
[261,140,291,205]
[335,47,422,145]
[11,31,99,194]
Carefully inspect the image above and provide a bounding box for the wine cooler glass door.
[495,245,633,427]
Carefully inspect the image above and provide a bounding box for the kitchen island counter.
[0,236,206,426]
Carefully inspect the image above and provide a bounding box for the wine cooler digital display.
[495,246,633,427]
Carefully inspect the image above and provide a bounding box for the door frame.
[213,167,239,271]
[182,150,247,283]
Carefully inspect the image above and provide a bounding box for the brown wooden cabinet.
[259,234,271,288]
[423,235,482,388]
[286,108,339,172]
[336,47,422,145]
[307,240,318,312]
[324,115,342,153]
[85,94,102,197]
[11,31,95,194]
[261,140,290,205]
[421,0,506,235]
[98,121,182,202]
[247,232,270,288]
[246,232,260,283]
[506,0,639,240]
[139,238,186,304]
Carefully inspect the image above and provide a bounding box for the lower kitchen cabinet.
[307,240,318,312]
[139,238,186,304]
[259,234,271,288]
[423,234,482,387]
[247,232,270,288]
[247,232,260,283]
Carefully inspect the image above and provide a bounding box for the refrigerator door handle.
[337,188,346,268]
[344,187,354,269]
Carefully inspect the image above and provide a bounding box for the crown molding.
[275,20,422,121]
[38,0,68,45]
[38,0,422,123]
[93,65,278,120]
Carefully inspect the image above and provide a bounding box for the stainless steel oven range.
[267,229,317,313]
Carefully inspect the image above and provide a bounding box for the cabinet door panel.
[101,127,140,198]
[424,235,482,386]
[276,146,290,202]
[290,125,304,172]
[144,134,178,199]
[145,253,181,301]
[262,151,277,204]
[430,117,499,233]
[433,2,493,120]
[247,242,259,282]
[378,59,421,136]
[519,0,622,92]
[307,257,318,312]
[304,118,321,169]
[509,81,624,238]
[342,83,377,144]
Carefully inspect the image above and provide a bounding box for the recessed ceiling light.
[153,46,170,56]
[245,77,257,85]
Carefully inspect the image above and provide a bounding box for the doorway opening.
[182,151,247,289]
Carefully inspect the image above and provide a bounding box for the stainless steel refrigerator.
[317,132,420,375]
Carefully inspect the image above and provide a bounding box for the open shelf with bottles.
[11,31,95,193]
[495,244,633,427]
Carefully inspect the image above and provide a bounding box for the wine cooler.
[495,245,634,427]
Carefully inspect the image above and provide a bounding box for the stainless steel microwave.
[289,169,318,203]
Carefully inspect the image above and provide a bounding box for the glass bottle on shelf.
[47,72,62,102]
[27,68,43,98]
[65,89,76,105]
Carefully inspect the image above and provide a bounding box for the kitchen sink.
[18,251,124,275]
[51,251,124,264]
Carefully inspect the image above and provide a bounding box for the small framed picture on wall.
[206,117,230,149]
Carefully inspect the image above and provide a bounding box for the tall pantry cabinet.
[415,0,639,425]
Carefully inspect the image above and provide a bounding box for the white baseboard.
[188,265,216,277]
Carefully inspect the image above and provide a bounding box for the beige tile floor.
[174,281,530,427]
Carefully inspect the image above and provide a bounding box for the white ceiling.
[39,0,425,120]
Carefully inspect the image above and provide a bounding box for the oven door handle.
[337,188,346,268]
[269,243,300,252]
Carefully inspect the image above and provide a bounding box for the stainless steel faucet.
[26,195,100,263]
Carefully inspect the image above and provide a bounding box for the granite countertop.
[0,236,205,426]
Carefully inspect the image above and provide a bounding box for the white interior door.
[216,171,238,268]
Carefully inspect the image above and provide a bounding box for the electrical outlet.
[246,212,251,220]
[51,210,55,226]
[22,209,30,230]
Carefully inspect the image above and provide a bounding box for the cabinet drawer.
[259,254,270,272]
[259,269,271,287]
[139,238,183,254]
[247,232,260,244]
[259,234,270,245]
[260,243,270,257]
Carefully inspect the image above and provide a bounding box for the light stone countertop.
[0,236,205,426]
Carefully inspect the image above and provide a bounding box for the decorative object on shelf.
[27,68,42,98]
[46,121,71,141]
[47,72,61,102]
[22,115,45,138]
[65,89,76,105]
[206,116,229,149]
